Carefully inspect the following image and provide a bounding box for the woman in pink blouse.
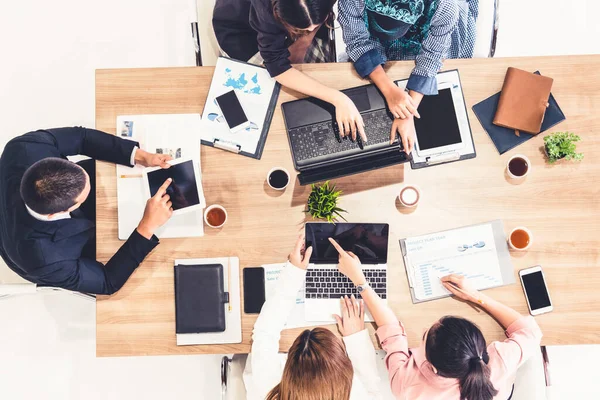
[329,238,543,400]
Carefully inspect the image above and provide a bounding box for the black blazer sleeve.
[249,0,292,77]
[57,230,159,295]
[22,127,138,167]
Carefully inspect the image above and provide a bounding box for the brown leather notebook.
[493,67,553,135]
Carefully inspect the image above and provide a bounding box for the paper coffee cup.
[399,185,421,208]
[204,204,228,228]
[508,226,532,251]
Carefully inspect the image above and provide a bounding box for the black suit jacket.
[0,127,159,294]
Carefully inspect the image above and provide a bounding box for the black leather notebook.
[472,71,566,155]
[174,264,229,334]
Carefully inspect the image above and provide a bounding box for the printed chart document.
[116,114,205,239]
[404,224,504,302]
[200,57,279,158]
[263,264,326,329]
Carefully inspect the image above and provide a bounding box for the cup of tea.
[204,204,228,228]
[508,226,532,251]
[398,185,421,208]
[267,167,290,190]
[507,154,531,179]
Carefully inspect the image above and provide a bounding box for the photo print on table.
[156,147,182,159]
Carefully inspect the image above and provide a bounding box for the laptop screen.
[306,223,389,265]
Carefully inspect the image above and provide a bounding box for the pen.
[227,259,232,312]
[120,174,142,178]
[441,278,485,306]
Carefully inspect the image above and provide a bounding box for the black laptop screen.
[306,223,389,264]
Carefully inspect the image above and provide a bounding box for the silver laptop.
[304,223,389,322]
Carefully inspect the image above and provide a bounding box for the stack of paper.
[116,114,205,239]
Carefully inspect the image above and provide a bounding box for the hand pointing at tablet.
[137,178,174,239]
[134,148,172,169]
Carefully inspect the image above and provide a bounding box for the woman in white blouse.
[243,235,382,400]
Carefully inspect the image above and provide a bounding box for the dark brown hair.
[266,327,353,400]
[272,0,336,38]
[20,157,87,214]
[426,316,499,400]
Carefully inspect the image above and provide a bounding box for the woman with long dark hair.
[328,238,543,400]
[243,235,381,399]
[214,0,367,141]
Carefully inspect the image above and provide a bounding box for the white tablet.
[142,158,204,216]
[413,81,466,157]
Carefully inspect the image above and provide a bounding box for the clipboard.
[395,70,476,170]
[399,220,514,304]
[200,57,281,160]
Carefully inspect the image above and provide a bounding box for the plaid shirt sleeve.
[338,0,387,78]
[407,0,459,95]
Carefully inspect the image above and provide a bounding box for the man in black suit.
[0,127,175,295]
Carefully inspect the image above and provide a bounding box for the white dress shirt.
[243,262,382,399]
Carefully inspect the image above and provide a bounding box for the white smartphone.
[215,90,250,133]
[519,266,553,315]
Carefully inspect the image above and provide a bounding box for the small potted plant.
[543,132,584,164]
[306,181,347,223]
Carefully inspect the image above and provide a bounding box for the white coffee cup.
[506,154,531,179]
[266,167,290,190]
[399,185,421,208]
[204,204,228,228]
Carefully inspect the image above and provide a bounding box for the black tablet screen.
[306,223,389,264]
[414,88,462,151]
[147,161,199,210]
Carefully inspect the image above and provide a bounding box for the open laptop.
[281,85,411,185]
[304,223,389,322]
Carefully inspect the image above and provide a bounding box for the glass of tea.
[508,227,532,251]
[398,185,421,208]
[506,154,531,179]
[267,167,290,190]
[204,204,228,228]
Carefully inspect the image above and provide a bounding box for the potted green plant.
[543,132,584,164]
[306,181,347,223]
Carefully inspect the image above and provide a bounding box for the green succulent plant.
[544,132,584,164]
[305,181,347,223]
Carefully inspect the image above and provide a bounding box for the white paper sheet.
[405,224,503,301]
[200,57,277,155]
[263,264,325,329]
[115,114,205,239]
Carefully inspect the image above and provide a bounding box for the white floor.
[0,0,599,399]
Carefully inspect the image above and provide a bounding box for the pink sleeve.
[489,316,543,372]
[376,323,410,395]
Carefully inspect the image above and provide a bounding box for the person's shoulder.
[433,0,460,26]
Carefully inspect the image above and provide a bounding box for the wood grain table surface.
[95,55,600,357]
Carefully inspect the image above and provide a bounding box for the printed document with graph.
[401,222,514,303]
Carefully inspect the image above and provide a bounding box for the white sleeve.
[129,146,138,166]
[343,329,382,399]
[243,262,306,399]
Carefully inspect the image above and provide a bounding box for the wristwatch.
[356,281,371,294]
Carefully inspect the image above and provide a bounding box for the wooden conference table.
[95,55,600,357]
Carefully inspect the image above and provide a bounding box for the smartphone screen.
[215,90,248,130]
[243,267,265,314]
[521,270,551,311]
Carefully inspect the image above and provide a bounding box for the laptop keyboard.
[289,109,394,162]
[305,268,387,299]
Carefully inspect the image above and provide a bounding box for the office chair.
[0,283,95,302]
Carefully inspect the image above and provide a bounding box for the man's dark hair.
[20,158,87,214]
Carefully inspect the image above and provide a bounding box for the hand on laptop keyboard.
[390,117,416,155]
[332,92,367,142]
